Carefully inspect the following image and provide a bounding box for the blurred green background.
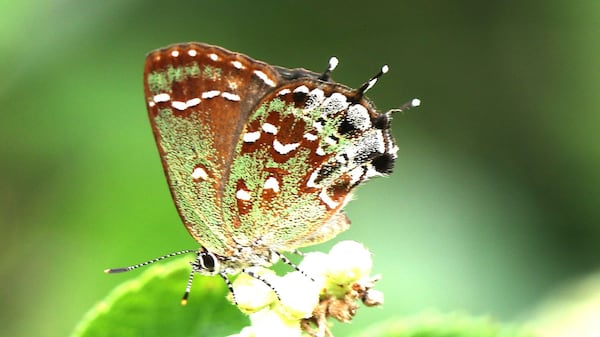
[2,1,599,336]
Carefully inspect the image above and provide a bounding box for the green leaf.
[70,257,248,337]
[350,312,537,337]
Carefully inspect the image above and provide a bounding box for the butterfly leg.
[243,268,281,301]
[219,272,237,304]
[272,250,315,282]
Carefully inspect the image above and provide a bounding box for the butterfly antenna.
[356,64,389,99]
[104,249,196,273]
[319,56,339,81]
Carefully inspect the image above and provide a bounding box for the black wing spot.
[338,118,358,135]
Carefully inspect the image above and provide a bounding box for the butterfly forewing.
[143,43,283,255]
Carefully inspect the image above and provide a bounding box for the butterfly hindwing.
[223,78,397,251]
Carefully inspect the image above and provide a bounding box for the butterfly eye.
[199,251,217,272]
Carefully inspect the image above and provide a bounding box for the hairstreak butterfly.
[105,42,419,305]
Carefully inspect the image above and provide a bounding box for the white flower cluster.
[228,241,382,337]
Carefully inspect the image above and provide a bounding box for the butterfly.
[106,42,419,304]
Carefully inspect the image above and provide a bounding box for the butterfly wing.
[222,76,398,251]
[143,43,284,255]
[144,43,398,255]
